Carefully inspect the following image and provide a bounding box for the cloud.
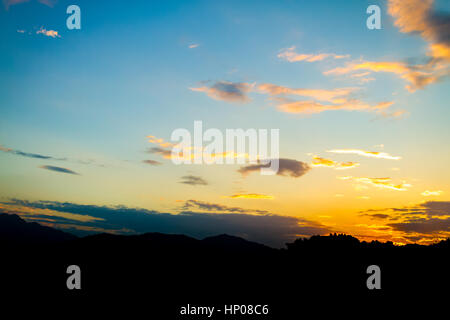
[182,199,269,214]
[323,1,449,92]
[190,81,253,103]
[0,144,108,167]
[147,143,250,163]
[388,0,450,59]
[36,27,60,38]
[257,83,393,115]
[226,194,274,200]
[277,46,349,62]
[1,199,331,247]
[190,81,393,115]
[388,217,450,234]
[338,176,411,191]
[0,203,103,224]
[146,135,174,148]
[179,175,208,186]
[0,144,66,160]
[275,98,393,115]
[377,109,409,119]
[147,147,172,159]
[361,213,391,220]
[257,83,357,103]
[188,44,199,49]
[358,201,450,242]
[422,190,443,196]
[311,156,360,170]
[39,165,79,175]
[324,60,447,92]
[142,159,162,166]
[327,149,401,160]
[238,158,311,178]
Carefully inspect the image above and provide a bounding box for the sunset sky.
[1,0,449,247]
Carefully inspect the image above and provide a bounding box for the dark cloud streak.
[39,165,79,175]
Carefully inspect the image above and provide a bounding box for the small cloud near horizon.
[39,165,79,175]
[179,175,208,186]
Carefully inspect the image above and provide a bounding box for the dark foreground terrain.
[1,213,448,316]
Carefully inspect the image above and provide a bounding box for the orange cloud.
[388,0,450,62]
[324,0,449,91]
[276,98,393,115]
[36,27,60,38]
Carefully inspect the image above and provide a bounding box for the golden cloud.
[327,149,401,160]
[338,176,411,191]
[311,156,359,170]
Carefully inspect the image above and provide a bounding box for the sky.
[0,0,449,247]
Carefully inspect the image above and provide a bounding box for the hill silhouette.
[0,213,77,244]
[1,213,449,316]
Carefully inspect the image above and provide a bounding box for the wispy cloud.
[311,156,359,170]
[39,165,79,175]
[324,60,446,92]
[179,175,208,186]
[182,199,269,214]
[36,27,60,38]
[275,98,393,115]
[142,159,162,166]
[147,147,172,159]
[146,135,174,148]
[188,43,199,49]
[278,46,349,63]
[422,190,443,197]
[0,143,105,167]
[257,83,357,103]
[338,176,411,191]
[190,81,253,103]
[327,149,401,160]
[190,81,393,115]
[0,144,66,160]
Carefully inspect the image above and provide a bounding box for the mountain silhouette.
[0,213,77,244]
[1,213,449,315]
